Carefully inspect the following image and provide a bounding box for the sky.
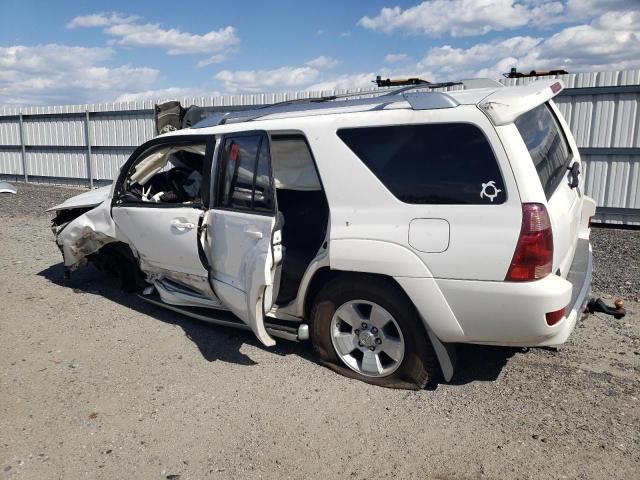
[0,0,639,106]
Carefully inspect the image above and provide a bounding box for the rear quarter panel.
[306,107,522,281]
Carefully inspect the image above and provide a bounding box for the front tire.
[310,274,439,389]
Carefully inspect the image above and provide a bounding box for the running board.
[138,293,309,342]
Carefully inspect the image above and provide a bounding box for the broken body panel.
[0,181,17,194]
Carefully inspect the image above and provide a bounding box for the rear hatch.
[514,101,582,278]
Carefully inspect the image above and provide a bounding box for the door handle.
[244,229,263,239]
[171,220,195,230]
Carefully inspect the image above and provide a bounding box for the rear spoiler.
[478,80,564,126]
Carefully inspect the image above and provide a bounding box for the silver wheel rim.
[330,300,405,377]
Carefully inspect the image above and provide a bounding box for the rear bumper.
[433,238,592,346]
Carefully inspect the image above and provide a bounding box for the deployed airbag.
[130,144,206,186]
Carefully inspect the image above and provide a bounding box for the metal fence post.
[18,112,28,182]
[84,110,94,189]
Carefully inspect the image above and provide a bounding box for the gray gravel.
[1,183,639,479]
[591,226,640,300]
[0,182,86,218]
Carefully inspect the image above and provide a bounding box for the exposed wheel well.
[303,269,414,320]
[88,241,146,292]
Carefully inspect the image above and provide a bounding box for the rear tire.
[310,274,439,389]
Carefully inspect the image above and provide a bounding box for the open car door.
[202,132,282,346]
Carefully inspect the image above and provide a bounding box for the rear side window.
[515,103,572,198]
[337,123,505,205]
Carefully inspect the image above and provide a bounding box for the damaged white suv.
[49,79,596,389]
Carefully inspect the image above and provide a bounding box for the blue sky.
[0,0,638,105]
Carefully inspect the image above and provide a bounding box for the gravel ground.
[1,183,639,480]
[591,226,640,300]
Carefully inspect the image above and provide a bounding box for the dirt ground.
[1,184,639,480]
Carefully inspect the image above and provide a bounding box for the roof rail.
[265,81,463,109]
[190,78,499,128]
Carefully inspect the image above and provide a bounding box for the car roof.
[159,78,563,138]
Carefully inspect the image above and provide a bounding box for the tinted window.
[219,135,274,212]
[337,124,505,204]
[515,103,572,198]
[253,139,274,212]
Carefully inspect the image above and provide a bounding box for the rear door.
[514,101,582,276]
[201,132,282,346]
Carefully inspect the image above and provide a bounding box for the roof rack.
[374,76,430,87]
[190,78,499,129]
[503,67,568,78]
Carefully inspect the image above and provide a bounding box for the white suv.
[49,78,596,389]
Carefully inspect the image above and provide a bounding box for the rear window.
[515,103,572,198]
[337,123,505,205]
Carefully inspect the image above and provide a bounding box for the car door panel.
[202,132,281,346]
[112,206,205,275]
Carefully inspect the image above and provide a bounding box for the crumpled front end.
[51,201,118,272]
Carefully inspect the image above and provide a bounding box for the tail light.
[505,203,553,282]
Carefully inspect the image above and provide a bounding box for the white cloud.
[0,44,113,73]
[0,44,158,106]
[304,7,640,94]
[215,66,320,93]
[417,36,543,77]
[306,56,340,69]
[68,12,239,65]
[534,10,640,71]
[565,0,635,18]
[384,53,409,64]
[416,9,640,80]
[358,0,564,37]
[196,54,229,68]
[105,23,238,55]
[67,12,139,29]
[115,87,217,103]
[339,31,352,37]
[306,72,377,92]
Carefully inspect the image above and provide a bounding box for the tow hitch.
[586,298,626,319]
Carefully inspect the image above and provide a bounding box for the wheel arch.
[303,269,461,382]
[303,268,464,342]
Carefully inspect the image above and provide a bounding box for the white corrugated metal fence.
[1,69,639,224]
